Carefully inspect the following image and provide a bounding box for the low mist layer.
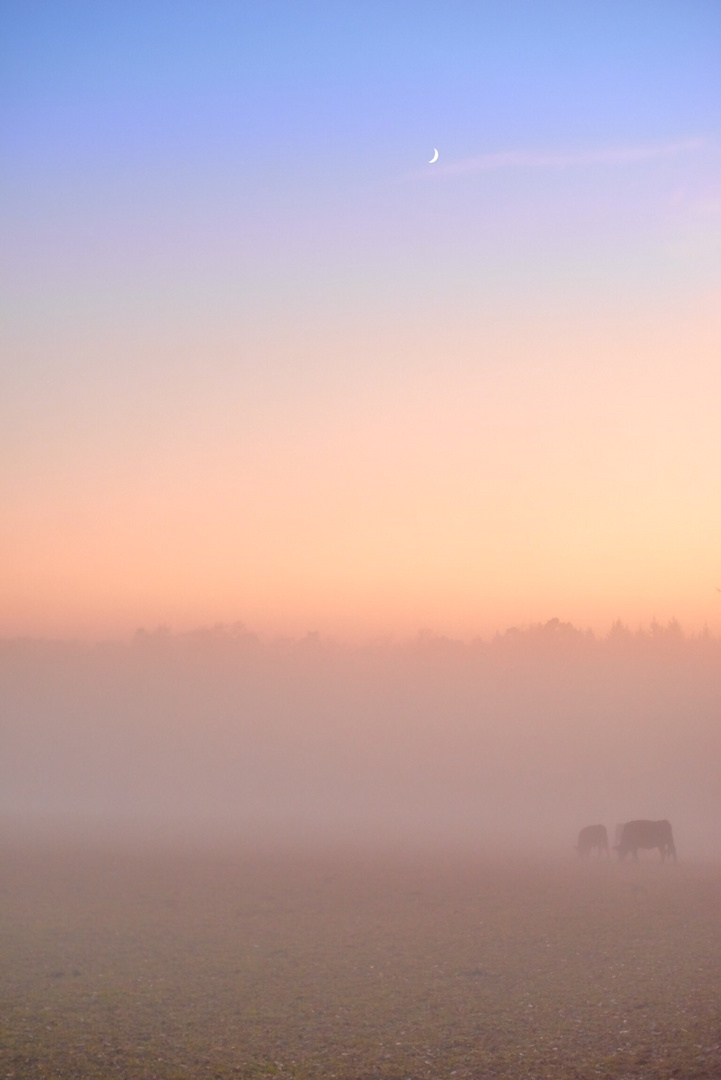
[2,620,720,856]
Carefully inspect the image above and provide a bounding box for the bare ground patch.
[1,839,720,1079]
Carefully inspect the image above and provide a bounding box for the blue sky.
[4,2,718,175]
[4,0,718,339]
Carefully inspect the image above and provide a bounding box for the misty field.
[1,839,720,1080]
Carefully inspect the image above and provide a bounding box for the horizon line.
[1,615,713,648]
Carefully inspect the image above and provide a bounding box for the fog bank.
[2,620,720,856]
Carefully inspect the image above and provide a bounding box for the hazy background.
[3,621,720,857]
[2,6,720,857]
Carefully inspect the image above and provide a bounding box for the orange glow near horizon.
[4,297,720,642]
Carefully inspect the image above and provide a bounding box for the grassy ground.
[1,837,720,1079]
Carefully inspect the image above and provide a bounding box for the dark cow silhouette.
[616,819,676,862]
[576,824,609,857]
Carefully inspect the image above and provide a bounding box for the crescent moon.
[429,148,438,163]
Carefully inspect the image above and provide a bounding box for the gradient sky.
[2,1,721,639]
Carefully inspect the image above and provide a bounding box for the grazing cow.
[576,824,609,857]
[616,819,676,862]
